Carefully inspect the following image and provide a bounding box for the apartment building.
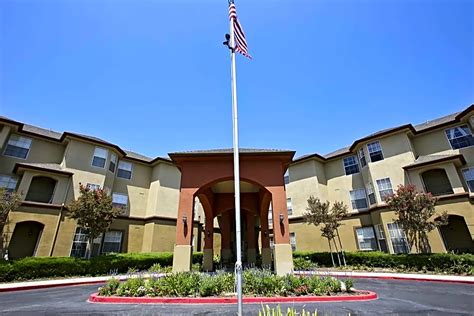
[0,104,473,268]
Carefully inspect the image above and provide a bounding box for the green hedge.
[293,251,474,275]
[0,252,203,282]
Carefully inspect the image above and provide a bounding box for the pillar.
[269,186,293,275]
[172,188,196,272]
[259,191,272,268]
[220,211,233,262]
[246,213,256,265]
[202,215,214,271]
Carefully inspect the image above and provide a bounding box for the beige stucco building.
[1,104,473,266]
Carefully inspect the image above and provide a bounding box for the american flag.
[228,0,252,59]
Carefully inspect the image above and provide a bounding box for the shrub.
[293,257,317,271]
[98,278,120,296]
[116,277,146,297]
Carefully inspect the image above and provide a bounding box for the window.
[284,170,289,185]
[355,227,377,251]
[374,224,388,252]
[25,176,56,203]
[358,148,367,167]
[0,175,18,192]
[387,223,410,254]
[3,134,32,159]
[112,193,128,209]
[70,227,88,258]
[349,188,368,210]
[376,178,393,201]
[101,231,122,254]
[421,169,453,196]
[462,167,474,192]
[109,153,117,173]
[286,198,293,216]
[268,203,273,227]
[117,161,132,179]
[343,156,360,175]
[367,141,384,162]
[86,183,100,191]
[366,183,376,205]
[445,125,474,149]
[92,147,108,168]
[289,232,296,251]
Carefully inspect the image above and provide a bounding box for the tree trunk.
[85,238,93,259]
[327,238,335,267]
[332,238,341,266]
[336,228,347,266]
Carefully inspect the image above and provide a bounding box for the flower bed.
[97,269,356,298]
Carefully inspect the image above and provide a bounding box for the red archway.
[169,149,295,275]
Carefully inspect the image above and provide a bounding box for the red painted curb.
[88,290,377,304]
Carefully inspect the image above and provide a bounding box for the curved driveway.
[0,278,472,315]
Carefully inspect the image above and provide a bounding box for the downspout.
[50,175,72,256]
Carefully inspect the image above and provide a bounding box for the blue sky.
[1,0,472,159]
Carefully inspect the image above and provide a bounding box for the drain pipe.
[50,176,72,256]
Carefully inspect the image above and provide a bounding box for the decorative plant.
[385,184,448,253]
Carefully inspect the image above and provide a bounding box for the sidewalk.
[0,270,472,292]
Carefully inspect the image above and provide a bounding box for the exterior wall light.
[279,213,284,224]
[182,215,187,225]
[207,230,211,237]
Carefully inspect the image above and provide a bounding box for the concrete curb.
[296,271,474,284]
[88,290,377,304]
[0,270,472,293]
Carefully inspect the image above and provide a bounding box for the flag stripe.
[228,3,251,59]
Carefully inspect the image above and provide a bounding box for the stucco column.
[172,187,197,272]
[202,215,214,271]
[269,186,293,275]
[246,213,256,265]
[260,211,272,268]
[0,126,11,150]
[220,211,233,263]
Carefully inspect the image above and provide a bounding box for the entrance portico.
[169,149,295,275]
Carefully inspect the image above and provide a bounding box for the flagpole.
[228,7,243,316]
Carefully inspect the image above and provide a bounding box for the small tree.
[68,184,122,258]
[0,188,21,259]
[385,184,447,254]
[303,197,348,266]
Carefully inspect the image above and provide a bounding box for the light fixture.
[279,213,284,224]
[182,215,187,225]
[207,230,211,237]
[264,231,268,237]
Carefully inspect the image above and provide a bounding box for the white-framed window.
[86,183,100,191]
[101,231,122,254]
[374,224,388,253]
[366,183,376,205]
[376,178,393,201]
[445,125,474,149]
[343,156,360,175]
[286,197,293,216]
[355,227,377,251]
[3,134,32,159]
[109,153,117,173]
[117,161,132,179]
[462,167,474,192]
[289,232,296,251]
[367,141,384,162]
[358,148,367,167]
[70,227,88,258]
[349,188,368,210]
[387,222,410,254]
[112,192,128,209]
[0,175,18,192]
[92,147,108,168]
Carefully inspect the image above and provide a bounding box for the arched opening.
[25,176,57,203]
[421,169,454,196]
[438,215,474,253]
[8,221,44,259]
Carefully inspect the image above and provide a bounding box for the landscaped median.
[88,269,377,304]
